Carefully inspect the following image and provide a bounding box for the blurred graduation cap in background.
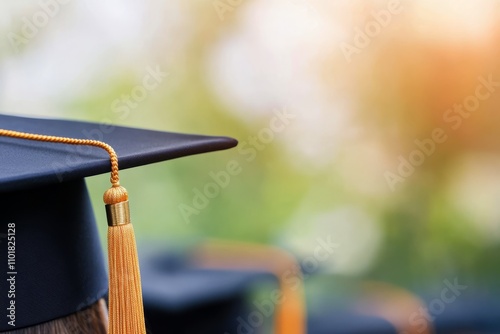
[141,241,308,334]
[140,249,278,334]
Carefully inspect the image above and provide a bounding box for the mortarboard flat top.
[0,113,237,192]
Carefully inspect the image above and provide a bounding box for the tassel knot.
[103,185,129,205]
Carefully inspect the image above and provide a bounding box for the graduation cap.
[134,240,309,334]
[139,249,278,334]
[0,113,237,333]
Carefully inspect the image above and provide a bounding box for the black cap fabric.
[0,113,237,331]
[1,179,107,331]
[0,114,237,192]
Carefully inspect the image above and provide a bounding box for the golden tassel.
[105,186,146,334]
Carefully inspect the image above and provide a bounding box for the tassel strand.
[108,223,146,334]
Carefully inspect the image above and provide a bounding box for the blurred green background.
[2,0,500,293]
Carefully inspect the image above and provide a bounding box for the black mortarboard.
[0,113,237,332]
[139,250,277,334]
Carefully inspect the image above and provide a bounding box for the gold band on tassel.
[105,201,131,227]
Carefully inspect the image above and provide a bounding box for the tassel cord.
[0,129,121,187]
